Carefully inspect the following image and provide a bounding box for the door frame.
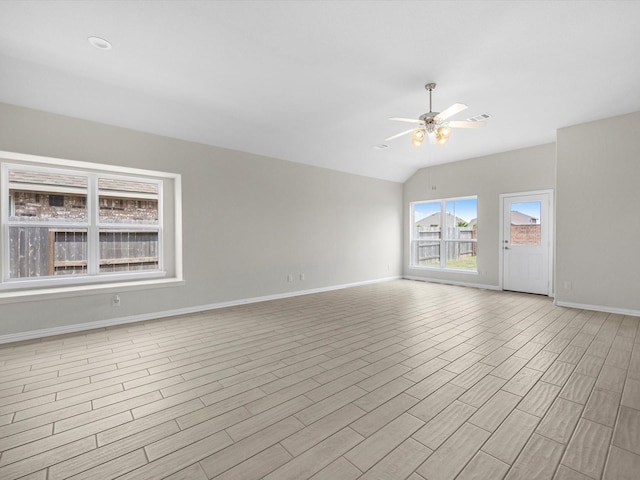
[499,189,554,296]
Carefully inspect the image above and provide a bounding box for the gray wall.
[3,101,638,339]
[556,111,640,313]
[0,103,403,338]
[403,144,556,288]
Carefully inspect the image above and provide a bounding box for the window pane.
[8,227,87,278]
[413,201,441,266]
[445,241,477,270]
[9,168,87,222]
[99,230,159,273]
[414,201,441,227]
[445,198,478,230]
[98,177,159,225]
[510,201,541,245]
[444,198,477,269]
[413,239,440,267]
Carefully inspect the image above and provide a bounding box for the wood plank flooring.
[0,279,639,479]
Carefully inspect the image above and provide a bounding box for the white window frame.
[410,195,478,272]
[0,151,182,297]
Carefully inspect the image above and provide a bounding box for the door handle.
[504,246,510,250]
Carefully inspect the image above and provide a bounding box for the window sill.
[408,265,479,275]
[0,276,185,304]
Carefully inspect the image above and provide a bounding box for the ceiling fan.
[386,82,488,147]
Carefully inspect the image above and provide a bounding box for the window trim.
[410,195,478,272]
[0,150,182,298]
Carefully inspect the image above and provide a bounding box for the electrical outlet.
[300,273,305,281]
[564,281,572,290]
[287,274,293,282]
[111,295,121,307]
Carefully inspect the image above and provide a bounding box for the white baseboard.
[0,276,402,345]
[403,275,501,291]
[553,300,640,317]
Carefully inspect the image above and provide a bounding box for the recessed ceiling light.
[88,36,112,50]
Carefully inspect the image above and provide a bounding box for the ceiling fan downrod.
[420,83,438,133]
[425,83,436,113]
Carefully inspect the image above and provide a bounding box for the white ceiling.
[1,1,640,183]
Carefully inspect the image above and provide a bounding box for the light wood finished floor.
[1,280,639,480]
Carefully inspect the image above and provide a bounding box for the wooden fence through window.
[8,227,158,278]
[414,227,477,266]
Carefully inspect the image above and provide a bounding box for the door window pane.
[510,201,541,246]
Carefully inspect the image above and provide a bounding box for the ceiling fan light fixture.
[438,125,451,137]
[436,125,451,146]
[412,128,425,147]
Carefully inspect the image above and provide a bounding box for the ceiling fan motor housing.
[418,113,439,133]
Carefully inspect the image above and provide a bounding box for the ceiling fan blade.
[384,128,415,141]
[448,120,487,128]
[435,103,468,122]
[389,117,422,124]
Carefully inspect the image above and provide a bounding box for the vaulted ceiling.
[1,1,639,182]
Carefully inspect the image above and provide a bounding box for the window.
[411,196,478,271]
[48,194,65,207]
[1,153,180,293]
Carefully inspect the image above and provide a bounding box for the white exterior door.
[502,192,552,295]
